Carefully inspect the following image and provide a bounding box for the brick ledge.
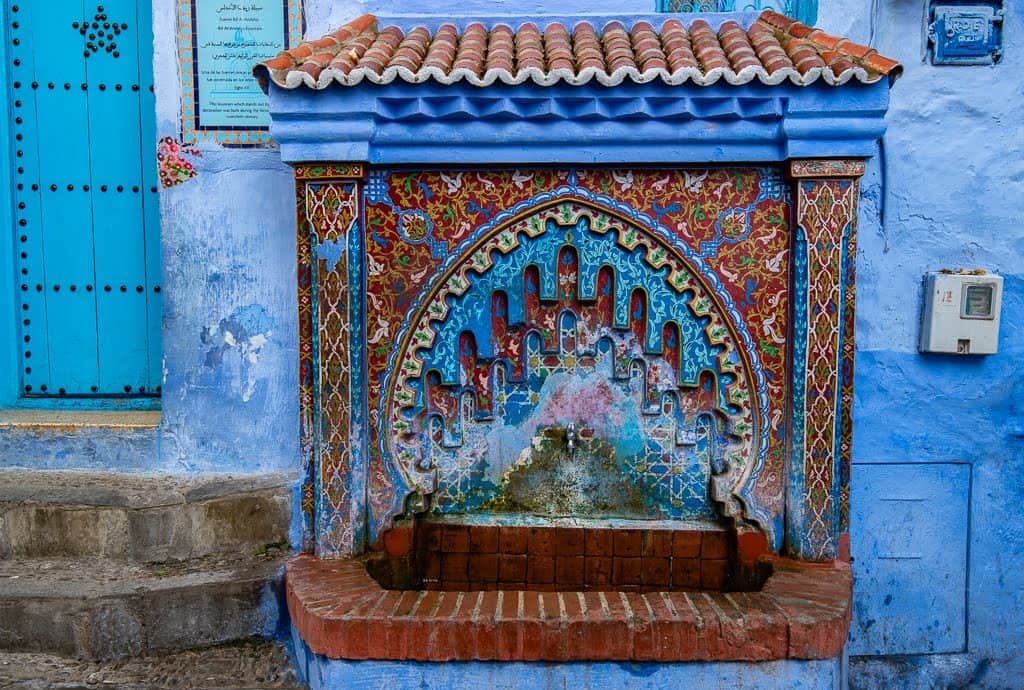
[286,554,851,662]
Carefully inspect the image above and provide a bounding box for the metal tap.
[565,422,577,456]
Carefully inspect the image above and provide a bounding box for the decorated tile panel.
[303,178,368,556]
[789,170,860,559]
[361,168,792,547]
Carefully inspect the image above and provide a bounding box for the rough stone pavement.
[0,639,304,689]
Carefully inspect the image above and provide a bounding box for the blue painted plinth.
[290,624,845,690]
[0,422,158,471]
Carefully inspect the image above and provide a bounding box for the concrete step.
[0,638,303,689]
[0,554,286,660]
[0,470,293,562]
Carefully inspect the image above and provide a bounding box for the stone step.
[0,470,292,562]
[0,554,286,660]
[0,638,303,689]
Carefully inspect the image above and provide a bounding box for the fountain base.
[285,545,851,662]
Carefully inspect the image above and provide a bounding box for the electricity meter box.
[919,271,1003,355]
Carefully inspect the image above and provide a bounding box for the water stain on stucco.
[481,427,652,518]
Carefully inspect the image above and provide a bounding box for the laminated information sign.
[178,0,302,144]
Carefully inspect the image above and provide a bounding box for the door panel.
[8,0,160,397]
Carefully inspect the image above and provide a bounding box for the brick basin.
[374,521,743,593]
[287,525,852,661]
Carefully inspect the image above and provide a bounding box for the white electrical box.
[919,271,1003,355]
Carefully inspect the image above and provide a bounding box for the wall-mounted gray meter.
[920,271,1003,355]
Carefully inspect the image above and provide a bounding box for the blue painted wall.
[5,0,1018,685]
[814,1,1024,686]
[146,0,308,474]
[156,150,298,473]
[291,626,846,690]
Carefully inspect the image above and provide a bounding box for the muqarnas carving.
[394,209,749,522]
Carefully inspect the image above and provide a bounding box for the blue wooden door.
[8,0,161,398]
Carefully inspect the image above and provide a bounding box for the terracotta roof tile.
[864,52,901,75]
[661,19,699,72]
[424,24,458,72]
[806,30,842,50]
[719,21,760,72]
[254,11,902,91]
[748,21,795,75]
[630,21,668,72]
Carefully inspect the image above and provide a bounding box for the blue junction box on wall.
[929,1,1004,65]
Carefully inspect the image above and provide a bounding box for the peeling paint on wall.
[315,237,346,272]
[201,304,275,402]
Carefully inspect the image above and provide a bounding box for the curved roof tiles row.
[254,11,901,91]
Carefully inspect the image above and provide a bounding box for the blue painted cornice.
[269,79,890,165]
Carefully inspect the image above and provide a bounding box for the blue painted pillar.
[786,159,864,561]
